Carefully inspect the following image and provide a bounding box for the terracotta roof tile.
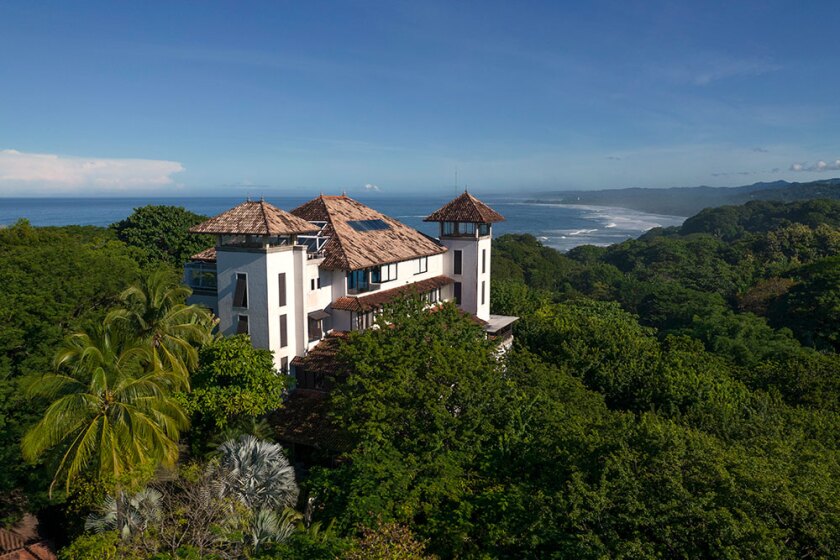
[190,200,319,236]
[190,246,217,262]
[0,530,24,556]
[331,275,453,312]
[291,195,446,270]
[290,332,348,377]
[0,526,55,560]
[424,191,505,223]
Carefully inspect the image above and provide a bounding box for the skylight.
[347,219,390,232]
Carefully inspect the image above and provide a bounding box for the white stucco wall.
[440,236,491,321]
[264,247,302,370]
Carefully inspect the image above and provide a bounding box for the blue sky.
[1,1,839,196]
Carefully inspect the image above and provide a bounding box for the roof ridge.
[320,197,352,269]
[260,199,273,235]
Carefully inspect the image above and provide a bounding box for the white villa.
[184,191,517,390]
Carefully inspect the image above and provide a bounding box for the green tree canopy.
[185,335,287,429]
[111,205,211,268]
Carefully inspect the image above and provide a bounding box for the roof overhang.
[483,314,519,334]
[308,309,331,321]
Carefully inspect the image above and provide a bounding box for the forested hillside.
[1,199,839,559]
[293,199,840,558]
[537,178,840,215]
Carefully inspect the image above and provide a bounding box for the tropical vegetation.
[1,198,839,558]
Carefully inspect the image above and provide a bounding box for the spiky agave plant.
[214,435,299,512]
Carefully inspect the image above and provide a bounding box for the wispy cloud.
[654,53,780,86]
[711,170,754,177]
[0,149,184,194]
[364,183,381,192]
[790,159,840,172]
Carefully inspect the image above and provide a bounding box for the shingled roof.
[190,246,217,262]
[0,523,56,560]
[291,195,446,271]
[424,191,505,223]
[190,200,319,236]
[331,275,453,313]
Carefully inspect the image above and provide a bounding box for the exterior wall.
[330,309,354,332]
[440,234,491,321]
[186,291,218,316]
[264,246,303,370]
[215,248,271,348]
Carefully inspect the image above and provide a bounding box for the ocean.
[0,195,686,252]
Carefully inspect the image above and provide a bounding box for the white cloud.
[0,149,184,194]
[364,183,381,191]
[789,159,840,172]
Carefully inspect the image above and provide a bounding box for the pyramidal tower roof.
[190,199,320,236]
[424,191,505,223]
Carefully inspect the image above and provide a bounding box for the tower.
[424,191,505,321]
[188,199,320,372]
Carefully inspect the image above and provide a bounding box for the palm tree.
[85,487,163,539]
[247,508,300,551]
[214,435,299,511]
[107,269,216,386]
[21,324,189,494]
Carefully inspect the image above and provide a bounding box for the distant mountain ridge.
[535,178,840,216]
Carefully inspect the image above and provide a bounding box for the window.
[454,250,462,275]
[454,282,462,305]
[317,276,321,289]
[236,314,249,334]
[279,314,288,348]
[280,356,289,374]
[479,223,491,236]
[308,316,323,342]
[481,281,486,305]
[423,288,440,304]
[443,222,455,236]
[348,269,368,292]
[310,278,316,291]
[372,263,397,283]
[234,273,248,308]
[416,256,428,274]
[347,219,390,231]
[278,273,286,307]
[482,249,486,274]
[459,222,476,235]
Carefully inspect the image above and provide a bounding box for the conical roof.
[190,199,319,236]
[424,192,505,223]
